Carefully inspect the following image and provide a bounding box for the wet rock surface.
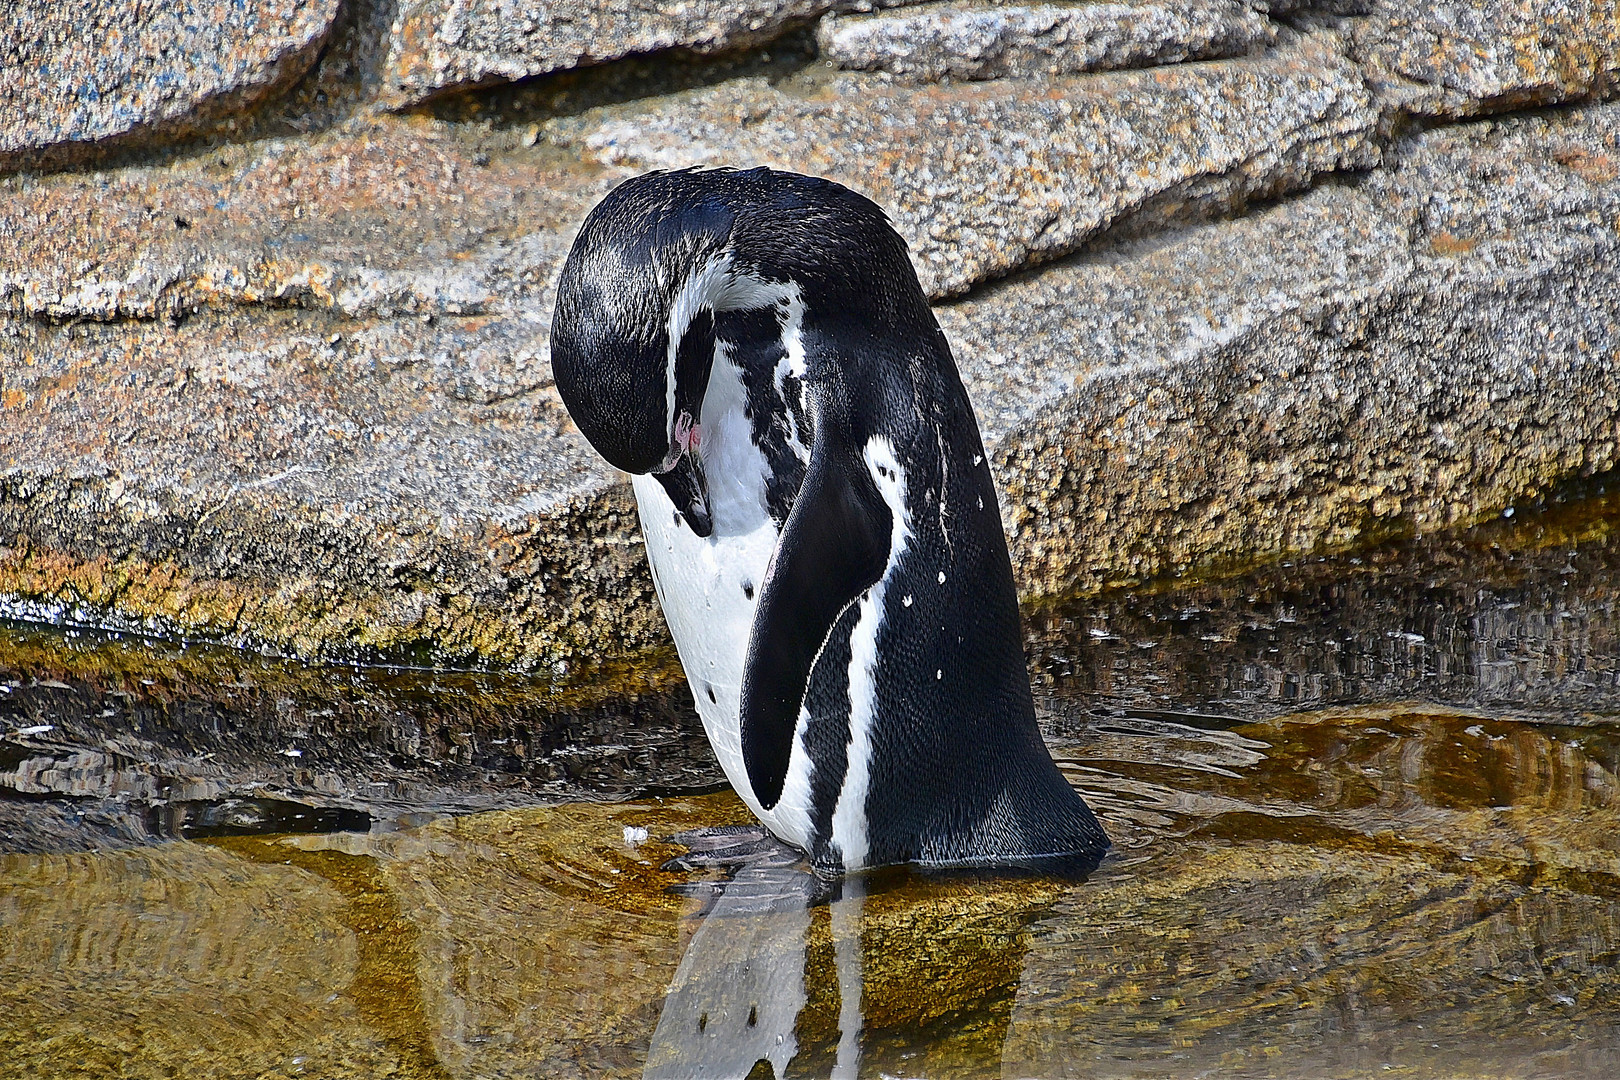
[0,0,342,171]
[1025,485,1620,726]
[1,0,1618,670]
[7,482,1620,854]
[818,0,1277,82]
[0,622,716,854]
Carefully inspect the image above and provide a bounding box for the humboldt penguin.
[551,167,1107,873]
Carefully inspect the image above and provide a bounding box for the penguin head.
[552,173,747,536]
[552,168,926,537]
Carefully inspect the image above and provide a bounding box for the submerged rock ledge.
[1,2,1618,670]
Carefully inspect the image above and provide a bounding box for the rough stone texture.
[1,0,1618,671]
[0,0,342,171]
[1350,1,1620,118]
[377,0,1620,118]
[0,121,607,324]
[818,0,1276,82]
[3,101,1618,670]
[0,332,646,670]
[0,298,651,668]
[946,101,1620,594]
[0,123,655,668]
[552,33,1378,297]
[381,0,848,109]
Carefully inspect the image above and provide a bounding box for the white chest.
[632,357,815,850]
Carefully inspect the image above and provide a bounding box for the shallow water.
[4,493,1620,1078]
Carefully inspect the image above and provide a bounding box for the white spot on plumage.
[902,594,913,607]
[938,571,946,584]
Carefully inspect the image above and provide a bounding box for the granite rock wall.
[2,0,1618,670]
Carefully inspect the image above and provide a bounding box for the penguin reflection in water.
[552,167,1108,874]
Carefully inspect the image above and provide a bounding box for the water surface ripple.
[4,493,1620,1077]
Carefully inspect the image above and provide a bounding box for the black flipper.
[741,394,892,810]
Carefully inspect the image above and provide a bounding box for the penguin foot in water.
[661,824,800,873]
[664,826,832,915]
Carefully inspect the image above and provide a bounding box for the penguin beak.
[655,452,713,537]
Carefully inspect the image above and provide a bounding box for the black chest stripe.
[740,391,890,811]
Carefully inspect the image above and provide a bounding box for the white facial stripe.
[664,252,734,445]
[828,436,912,869]
[665,258,804,446]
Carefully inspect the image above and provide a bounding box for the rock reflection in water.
[1030,488,1620,726]
[0,623,719,852]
